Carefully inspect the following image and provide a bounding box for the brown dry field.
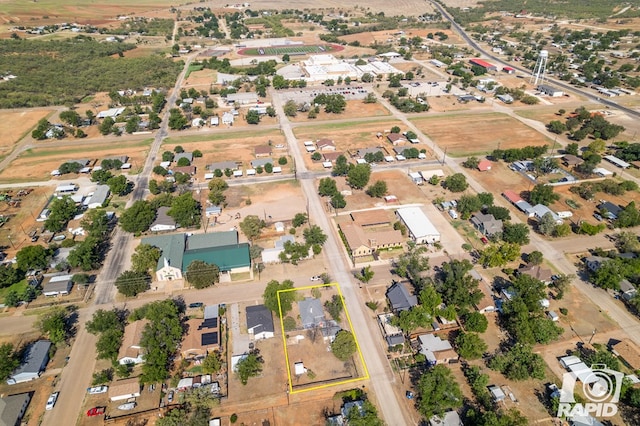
[288,100,390,123]
[0,139,151,182]
[0,109,55,160]
[182,68,218,90]
[160,129,288,179]
[339,28,463,46]
[291,119,405,170]
[334,169,432,211]
[427,95,493,113]
[411,112,552,157]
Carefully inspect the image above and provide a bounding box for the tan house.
[118,320,149,365]
[387,133,406,146]
[518,264,553,284]
[340,223,403,257]
[181,317,220,359]
[418,334,458,365]
[323,151,344,163]
[255,145,272,157]
[317,139,336,152]
[350,209,391,227]
[611,339,640,370]
[563,154,584,167]
[172,165,196,175]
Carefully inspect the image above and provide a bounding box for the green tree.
[168,193,201,228]
[331,330,356,361]
[86,309,122,334]
[456,332,488,360]
[202,351,222,374]
[37,306,69,345]
[478,242,521,268]
[464,311,488,333]
[303,225,327,246]
[0,343,19,382]
[546,120,566,134]
[292,213,308,227]
[185,260,220,289]
[177,157,191,167]
[120,200,156,233]
[346,163,371,190]
[527,250,544,265]
[502,222,530,245]
[0,264,23,288]
[436,259,482,311]
[345,400,384,426]
[115,270,149,297]
[416,365,463,419]
[60,110,81,127]
[537,212,557,236]
[489,344,545,381]
[107,175,129,196]
[529,184,560,206]
[355,265,374,284]
[333,154,350,176]
[131,244,161,274]
[324,295,344,322]
[331,193,346,210]
[16,245,51,270]
[263,279,296,317]
[45,196,77,232]
[96,328,125,361]
[444,173,469,192]
[284,100,297,117]
[457,195,482,218]
[462,156,480,169]
[168,108,187,130]
[616,201,640,228]
[236,350,264,385]
[239,215,265,241]
[366,180,387,198]
[318,178,338,197]
[92,169,114,184]
[246,109,260,124]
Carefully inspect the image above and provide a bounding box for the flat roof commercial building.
[395,207,440,244]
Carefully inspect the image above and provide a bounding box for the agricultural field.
[238,44,343,56]
[411,112,552,157]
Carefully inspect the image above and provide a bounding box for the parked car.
[87,386,108,394]
[188,302,204,309]
[593,213,604,222]
[117,402,136,411]
[480,236,489,244]
[86,407,106,417]
[168,391,174,403]
[46,392,59,410]
[310,275,322,282]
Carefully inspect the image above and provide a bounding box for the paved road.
[270,89,414,424]
[41,52,198,426]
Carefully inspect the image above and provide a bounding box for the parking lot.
[280,86,370,104]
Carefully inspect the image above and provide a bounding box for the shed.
[409,172,424,185]
[477,159,492,171]
[489,385,506,402]
[604,155,630,169]
[538,84,564,97]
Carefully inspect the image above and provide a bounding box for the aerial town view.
[2,0,640,425]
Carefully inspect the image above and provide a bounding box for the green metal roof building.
[182,243,251,272]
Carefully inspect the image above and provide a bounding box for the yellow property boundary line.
[277,282,369,394]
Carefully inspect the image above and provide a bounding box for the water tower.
[531,50,549,86]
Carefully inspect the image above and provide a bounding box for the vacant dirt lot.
[411,112,552,157]
[288,100,390,123]
[0,186,52,256]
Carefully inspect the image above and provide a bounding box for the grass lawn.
[0,279,27,302]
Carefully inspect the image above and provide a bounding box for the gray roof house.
[42,274,73,297]
[150,206,177,232]
[584,256,609,272]
[250,158,274,168]
[246,305,275,340]
[87,185,110,209]
[298,297,326,329]
[470,213,503,236]
[386,282,418,312]
[207,161,238,171]
[7,340,51,384]
[174,152,194,164]
[598,201,622,220]
[620,279,637,301]
[357,147,383,158]
[0,393,32,426]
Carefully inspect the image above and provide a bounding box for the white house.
[246,305,275,340]
[150,206,177,232]
[118,320,149,365]
[87,185,110,209]
[395,207,440,244]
